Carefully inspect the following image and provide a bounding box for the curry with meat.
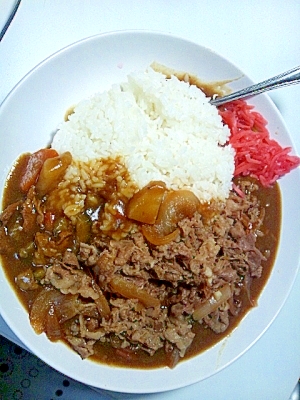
[0,150,281,369]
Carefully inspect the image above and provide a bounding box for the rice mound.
[52,67,235,202]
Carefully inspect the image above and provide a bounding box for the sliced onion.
[29,288,62,334]
[45,306,62,341]
[91,280,110,318]
[142,189,200,245]
[29,288,78,334]
[193,284,232,321]
[52,294,79,323]
[126,181,166,224]
[142,225,180,246]
[110,275,160,308]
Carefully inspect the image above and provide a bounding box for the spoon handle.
[210,65,300,106]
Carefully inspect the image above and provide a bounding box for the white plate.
[0,30,299,393]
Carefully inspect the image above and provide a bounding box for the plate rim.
[0,29,299,393]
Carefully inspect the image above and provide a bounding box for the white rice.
[52,67,235,202]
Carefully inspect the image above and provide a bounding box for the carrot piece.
[20,148,59,193]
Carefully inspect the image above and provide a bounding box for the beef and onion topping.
[0,66,298,369]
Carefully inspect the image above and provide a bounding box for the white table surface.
[0,1,299,399]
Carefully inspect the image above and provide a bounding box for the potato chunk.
[35,151,72,196]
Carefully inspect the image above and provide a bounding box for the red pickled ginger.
[219,100,300,187]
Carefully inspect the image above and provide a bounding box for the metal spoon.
[210,65,300,106]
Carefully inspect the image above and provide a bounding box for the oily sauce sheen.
[0,79,281,369]
[96,177,281,368]
[0,153,281,369]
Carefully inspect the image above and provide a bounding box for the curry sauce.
[0,153,281,369]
